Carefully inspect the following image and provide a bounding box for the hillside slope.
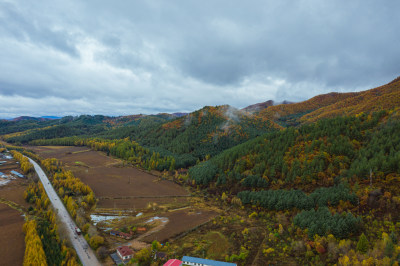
[259,92,358,127]
[301,77,400,123]
[258,77,400,127]
[190,109,400,195]
[127,105,275,167]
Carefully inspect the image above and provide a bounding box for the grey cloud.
[0,2,78,57]
[0,0,399,118]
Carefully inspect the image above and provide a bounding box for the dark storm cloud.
[0,0,399,118]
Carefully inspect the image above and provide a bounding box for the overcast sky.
[0,0,399,118]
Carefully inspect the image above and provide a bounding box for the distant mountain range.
[4,116,62,122]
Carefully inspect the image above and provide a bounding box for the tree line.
[24,181,79,265]
[10,150,33,174]
[237,183,357,211]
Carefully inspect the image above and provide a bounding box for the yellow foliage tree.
[10,150,33,174]
[23,219,48,266]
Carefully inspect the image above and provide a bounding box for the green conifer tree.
[356,233,369,253]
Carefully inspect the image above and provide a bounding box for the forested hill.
[3,105,275,167]
[257,76,400,127]
[189,109,400,196]
[98,105,275,167]
[301,76,400,123]
[2,113,177,144]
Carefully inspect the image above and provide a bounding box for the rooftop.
[11,170,25,178]
[164,259,182,266]
[117,246,133,257]
[181,256,237,266]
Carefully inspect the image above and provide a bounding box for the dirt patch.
[0,203,25,266]
[129,240,150,251]
[98,197,189,209]
[141,209,218,243]
[0,180,30,208]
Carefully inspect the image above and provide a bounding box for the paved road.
[27,157,101,266]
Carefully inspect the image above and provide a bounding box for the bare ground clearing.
[140,208,218,243]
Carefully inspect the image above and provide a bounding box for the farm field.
[28,146,190,208]
[0,179,30,208]
[0,155,29,266]
[0,203,25,266]
[28,146,219,245]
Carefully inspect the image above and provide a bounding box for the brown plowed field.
[28,146,222,247]
[0,203,25,266]
[0,156,30,266]
[0,180,30,208]
[28,146,190,209]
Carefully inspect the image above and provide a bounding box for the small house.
[181,256,237,266]
[163,259,182,266]
[117,246,134,261]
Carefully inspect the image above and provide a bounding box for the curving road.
[27,157,101,266]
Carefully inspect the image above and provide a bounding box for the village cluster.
[109,227,237,265]
[113,242,237,266]
[0,152,26,186]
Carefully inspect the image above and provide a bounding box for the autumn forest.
[1,76,400,265]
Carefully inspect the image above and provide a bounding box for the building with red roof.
[163,259,182,266]
[117,246,134,261]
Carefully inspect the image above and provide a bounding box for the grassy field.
[203,231,231,260]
